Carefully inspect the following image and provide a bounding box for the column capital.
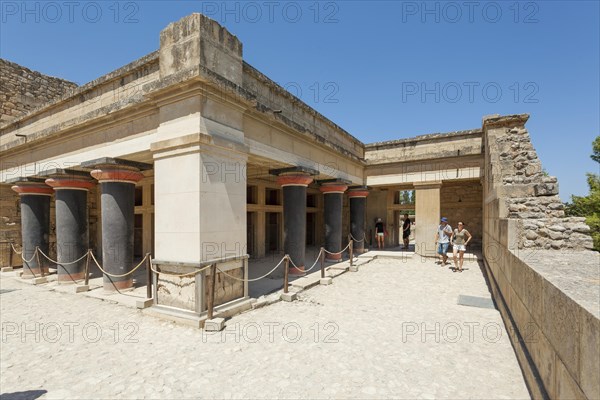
[40,168,95,191]
[9,178,53,196]
[11,184,54,196]
[276,173,313,188]
[90,168,144,184]
[319,183,348,194]
[45,178,95,191]
[348,188,369,198]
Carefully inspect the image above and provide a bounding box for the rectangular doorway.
[306,213,316,246]
[247,212,256,257]
[266,212,280,253]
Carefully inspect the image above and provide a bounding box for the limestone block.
[74,285,89,293]
[280,292,297,302]
[528,330,556,399]
[542,280,580,380]
[320,277,333,285]
[1,267,13,272]
[136,299,154,309]
[349,265,360,272]
[555,358,586,400]
[534,183,558,196]
[579,309,600,400]
[31,277,47,285]
[521,266,543,326]
[204,318,225,332]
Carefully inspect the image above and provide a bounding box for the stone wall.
[488,118,593,251]
[0,184,21,266]
[440,181,483,249]
[482,114,598,400]
[0,59,78,127]
[155,262,245,313]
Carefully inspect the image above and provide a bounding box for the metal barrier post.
[320,247,325,278]
[84,251,90,285]
[349,240,354,267]
[8,244,13,270]
[207,263,217,320]
[146,253,152,299]
[36,247,43,277]
[283,255,289,294]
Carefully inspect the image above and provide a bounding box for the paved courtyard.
[0,255,529,399]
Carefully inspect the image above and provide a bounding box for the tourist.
[402,213,411,250]
[375,218,385,249]
[435,217,452,265]
[451,222,472,272]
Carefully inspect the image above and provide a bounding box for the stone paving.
[0,255,529,399]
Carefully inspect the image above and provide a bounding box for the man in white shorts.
[435,217,452,265]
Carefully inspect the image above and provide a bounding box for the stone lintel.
[482,113,530,129]
[37,168,92,178]
[6,177,47,185]
[80,157,152,171]
[413,181,443,189]
[269,166,319,176]
[317,178,352,185]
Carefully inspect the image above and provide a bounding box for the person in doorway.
[435,217,452,265]
[375,218,385,249]
[402,214,411,250]
[451,222,472,272]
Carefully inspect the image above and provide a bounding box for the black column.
[277,174,313,275]
[348,189,369,253]
[45,175,94,283]
[91,167,143,291]
[320,184,348,261]
[11,182,53,277]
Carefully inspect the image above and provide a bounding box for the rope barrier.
[322,242,351,256]
[349,233,366,243]
[149,261,214,278]
[289,248,323,273]
[21,249,38,264]
[37,248,89,266]
[10,243,22,255]
[89,251,149,278]
[217,255,287,282]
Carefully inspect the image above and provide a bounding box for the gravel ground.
[0,256,529,399]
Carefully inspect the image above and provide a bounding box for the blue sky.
[1,1,598,201]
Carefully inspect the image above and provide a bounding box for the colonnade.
[275,171,369,275]
[9,159,149,290]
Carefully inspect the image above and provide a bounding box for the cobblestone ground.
[0,256,529,399]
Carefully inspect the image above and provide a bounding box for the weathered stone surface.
[556,358,586,400]
[580,308,600,400]
[0,59,77,127]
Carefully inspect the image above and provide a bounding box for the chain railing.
[5,235,360,317]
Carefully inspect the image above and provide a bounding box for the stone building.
[0,14,598,400]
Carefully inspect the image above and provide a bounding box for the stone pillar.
[414,182,442,257]
[89,165,144,291]
[277,173,313,274]
[320,183,348,261]
[44,171,94,283]
[10,179,52,277]
[348,188,369,253]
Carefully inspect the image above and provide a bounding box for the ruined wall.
[0,59,78,127]
[0,184,21,266]
[440,181,483,249]
[482,114,598,400]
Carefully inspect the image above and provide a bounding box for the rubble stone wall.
[482,114,598,400]
[0,59,78,127]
